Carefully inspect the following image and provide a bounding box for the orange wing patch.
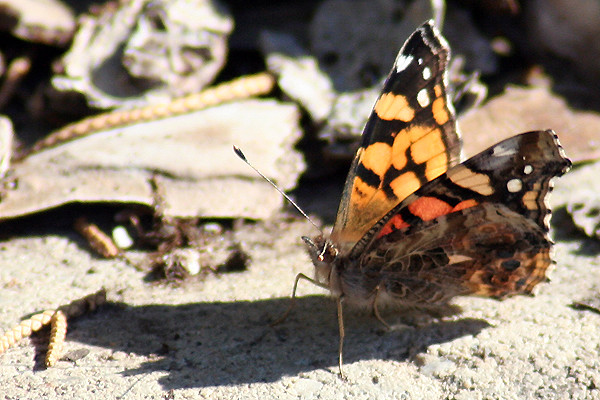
[377,214,409,237]
[391,129,411,170]
[389,171,420,200]
[409,126,448,180]
[522,188,541,211]
[377,196,480,239]
[361,142,392,176]
[410,128,444,165]
[432,97,449,125]
[425,152,450,180]
[452,199,479,211]
[374,93,415,122]
[408,196,454,221]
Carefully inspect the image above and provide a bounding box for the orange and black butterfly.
[238,20,571,376]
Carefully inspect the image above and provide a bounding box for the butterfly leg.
[270,272,329,326]
[372,286,391,330]
[336,296,347,380]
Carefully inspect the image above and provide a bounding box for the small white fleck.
[395,54,414,73]
[185,259,201,276]
[203,222,223,234]
[507,178,522,193]
[112,226,134,249]
[524,165,533,174]
[172,248,201,275]
[417,88,430,108]
[418,58,424,65]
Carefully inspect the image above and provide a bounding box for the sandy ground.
[0,173,599,400]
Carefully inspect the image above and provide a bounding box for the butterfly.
[236,20,571,378]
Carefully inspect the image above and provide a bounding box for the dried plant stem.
[74,217,120,259]
[0,310,54,354]
[45,310,67,367]
[0,289,107,365]
[27,72,276,155]
[59,288,107,319]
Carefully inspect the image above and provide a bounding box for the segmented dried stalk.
[74,217,120,258]
[0,310,54,353]
[28,72,276,155]
[0,289,107,365]
[59,288,107,319]
[45,310,67,367]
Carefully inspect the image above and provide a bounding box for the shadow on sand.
[46,295,490,389]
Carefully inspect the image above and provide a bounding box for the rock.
[526,0,600,84]
[0,99,303,221]
[0,0,75,46]
[309,0,443,91]
[51,0,233,110]
[459,86,600,162]
[561,161,600,240]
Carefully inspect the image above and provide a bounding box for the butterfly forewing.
[331,21,461,250]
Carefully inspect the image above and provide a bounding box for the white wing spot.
[507,178,523,193]
[418,58,424,65]
[524,165,533,174]
[492,143,518,157]
[422,66,432,80]
[395,54,414,73]
[417,89,430,108]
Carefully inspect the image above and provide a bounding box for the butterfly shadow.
[62,295,490,390]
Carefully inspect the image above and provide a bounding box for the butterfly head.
[302,235,339,284]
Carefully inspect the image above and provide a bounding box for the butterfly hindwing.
[363,129,571,246]
[345,202,552,306]
[331,21,462,250]
[340,130,570,303]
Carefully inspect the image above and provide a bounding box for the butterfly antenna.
[233,145,323,234]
